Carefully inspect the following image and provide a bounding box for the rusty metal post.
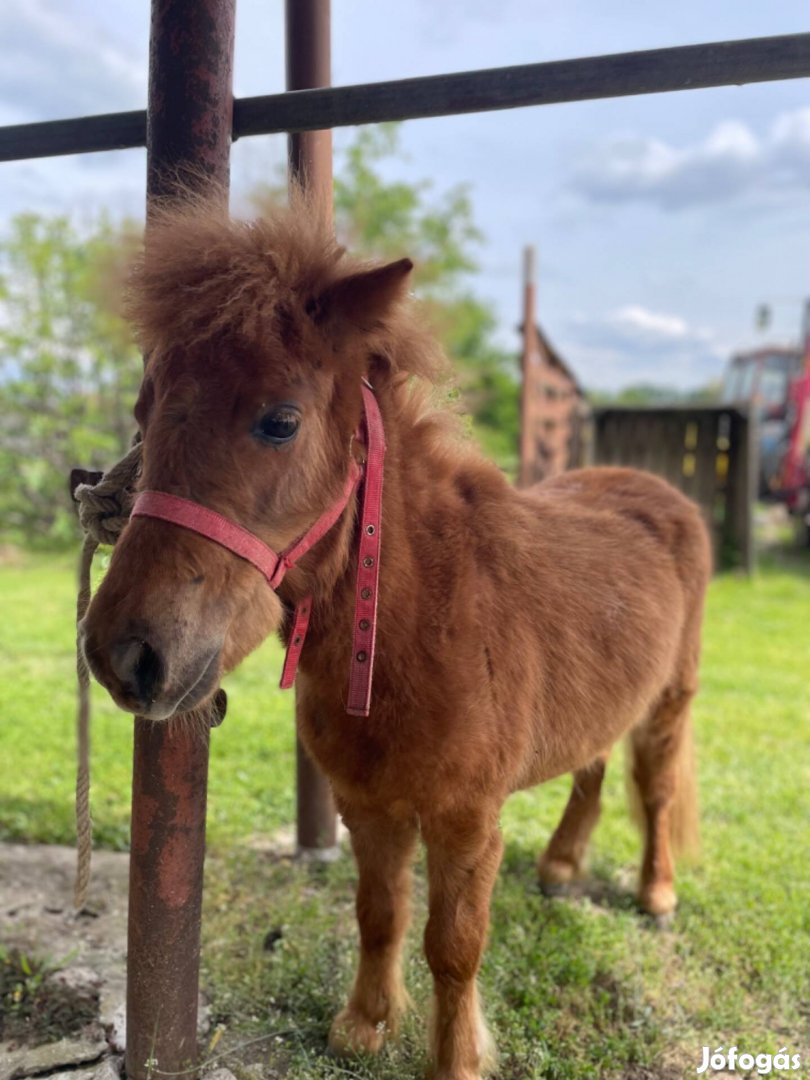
[127,723,211,1076]
[145,0,235,200]
[286,0,333,211]
[286,0,339,857]
[126,3,235,1078]
[518,245,537,487]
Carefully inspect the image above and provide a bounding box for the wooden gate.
[590,406,758,571]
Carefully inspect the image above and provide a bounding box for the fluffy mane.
[124,191,450,394]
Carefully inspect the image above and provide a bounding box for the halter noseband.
[130,382,385,717]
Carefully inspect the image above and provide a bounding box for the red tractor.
[721,304,810,535]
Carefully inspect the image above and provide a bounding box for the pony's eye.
[253,407,301,446]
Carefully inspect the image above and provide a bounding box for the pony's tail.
[625,704,700,861]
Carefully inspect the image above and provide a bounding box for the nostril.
[110,637,164,706]
[133,640,163,703]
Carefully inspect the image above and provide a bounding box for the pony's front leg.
[329,813,418,1056]
[423,817,503,1080]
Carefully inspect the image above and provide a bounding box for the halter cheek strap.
[130,382,385,717]
[279,381,385,715]
[346,382,385,715]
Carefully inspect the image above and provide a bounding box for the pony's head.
[81,197,430,721]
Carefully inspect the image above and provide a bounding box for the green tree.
[0,214,141,547]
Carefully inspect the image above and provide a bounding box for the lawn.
[0,545,808,1077]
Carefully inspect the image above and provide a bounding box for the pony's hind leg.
[629,686,699,918]
[329,812,418,1056]
[538,753,609,892]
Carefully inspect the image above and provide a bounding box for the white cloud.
[0,0,146,124]
[572,109,810,210]
[610,305,692,341]
[564,304,728,391]
[771,108,810,171]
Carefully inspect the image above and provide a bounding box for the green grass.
[1,545,809,1077]
[0,550,297,850]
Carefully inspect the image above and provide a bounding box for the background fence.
[589,406,758,571]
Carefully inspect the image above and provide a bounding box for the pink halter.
[130,382,385,717]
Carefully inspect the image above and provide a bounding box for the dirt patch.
[0,843,210,1075]
[0,844,128,1075]
[0,843,129,1046]
[0,950,101,1047]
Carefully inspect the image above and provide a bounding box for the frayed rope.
[72,439,142,909]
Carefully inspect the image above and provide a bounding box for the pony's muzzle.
[81,619,221,721]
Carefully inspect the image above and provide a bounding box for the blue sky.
[1,0,809,390]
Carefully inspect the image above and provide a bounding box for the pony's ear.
[307,258,413,341]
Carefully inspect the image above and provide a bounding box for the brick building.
[518,248,588,487]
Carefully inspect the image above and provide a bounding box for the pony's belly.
[512,654,675,793]
[512,703,641,791]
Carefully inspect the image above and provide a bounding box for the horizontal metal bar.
[1,32,809,163]
[0,109,146,162]
[234,32,810,137]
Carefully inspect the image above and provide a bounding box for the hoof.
[537,855,579,894]
[639,881,677,918]
[328,1006,387,1056]
[433,1067,489,1080]
[429,1017,497,1078]
[433,1058,495,1080]
[433,1072,482,1080]
[652,911,675,931]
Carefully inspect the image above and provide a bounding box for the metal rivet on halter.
[356,650,367,662]
[363,556,374,568]
[361,587,372,599]
[365,524,375,535]
[359,618,370,631]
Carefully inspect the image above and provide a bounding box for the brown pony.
[82,197,711,1080]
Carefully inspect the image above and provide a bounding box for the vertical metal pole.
[286,0,339,856]
[127,724,211,1077]
[146,0,235,200]
[286,0,333,213]
[127,3,235,1078]
[518,245,537,487]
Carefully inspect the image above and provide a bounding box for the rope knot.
[74,441,143,547]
